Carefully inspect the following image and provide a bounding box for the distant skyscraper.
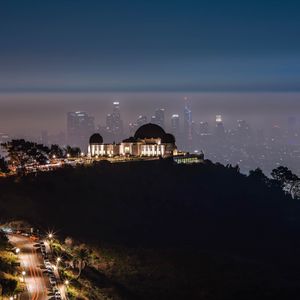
[151,115,156,123]
[0,133,10,144]
[154,108,165,129]
[171,114,180,137]
[216,115,222,123]
[237,120,251,142]
[137,115,148,127]
[199,122,209,135]
[129,115,148,134]
[105,102,124,138]
[270,124,282,142]
[67,111,95,150]
[215,114,225,139]
[183,97,192,149]
[287,116,299,145]
[112,101,123,136]
[106,114,113,131]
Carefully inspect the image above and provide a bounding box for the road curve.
[8,234,50,300]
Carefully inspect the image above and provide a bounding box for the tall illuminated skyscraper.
[106,101,124,138]
[154,108,165,129]
[183,97,192,149]
[171,114,180,138]
[137,115,148,127]
[215,114,225,139]
[67,111,95,150]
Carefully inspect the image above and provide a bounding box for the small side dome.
[163,133,176,144]
[134,123,166,140]
[89,133,103,144]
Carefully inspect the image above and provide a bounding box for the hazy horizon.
[0,91,299,137]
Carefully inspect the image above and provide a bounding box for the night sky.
[0,0,299,133]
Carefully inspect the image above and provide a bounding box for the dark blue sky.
[1,0,300,92]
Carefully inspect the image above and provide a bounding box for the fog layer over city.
[1,91,300,175]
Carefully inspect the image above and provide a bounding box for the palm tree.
[72,246,91,278]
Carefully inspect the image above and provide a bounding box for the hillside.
[1,160,300,299]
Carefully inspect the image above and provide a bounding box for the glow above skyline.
[0,0,299,92]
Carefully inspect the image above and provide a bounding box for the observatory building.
[88,123,177,158]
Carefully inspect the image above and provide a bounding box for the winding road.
[8,234,63,300]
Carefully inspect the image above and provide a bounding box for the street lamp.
[47,232,54,252]
[64,279,69,285]
[56,257,61,267]
[21,270,26,282]
[15,248,20,254]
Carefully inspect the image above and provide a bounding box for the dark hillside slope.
[0,160,299,247]
[1,160,300,299]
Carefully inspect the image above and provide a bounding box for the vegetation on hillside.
[1,160,300,298]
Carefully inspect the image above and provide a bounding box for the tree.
[72,246,92,278]
[49,144,64,158]
[271,166,299,190]
[0,157,9,173]
[0,278,17,296]
[65,237,74,248]
[248,168,269,184]
[65,146,81,158]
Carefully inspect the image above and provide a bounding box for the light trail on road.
[8,234,51,300]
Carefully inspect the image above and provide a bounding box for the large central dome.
[89,133,103,144]
[134,123,166,140]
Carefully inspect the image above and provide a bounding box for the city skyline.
[1,92,300,136]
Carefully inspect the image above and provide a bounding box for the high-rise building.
[154,108,165,129]
[151,115,156,123]
[67,111,95,150]
[129,115,148,134]
[137,115,148,127]
[171,114,180,136]
[112,101,123,136]
[215,114,226,139]
[106,102,124,138]
[0,133,10,144]
[237,120,251,142]
[183,97,192,149]
[199,122,209,135]
[106,114,113,131]
[287,116,299,145]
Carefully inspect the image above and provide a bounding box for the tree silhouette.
[72,246,92,278]
[0,157,8,173]
[249,168,269,184]
[271,166,299,191]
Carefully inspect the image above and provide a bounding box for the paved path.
[8,234,51,300]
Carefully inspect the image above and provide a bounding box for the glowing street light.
[15,248,20,254]
[21,270,26,282]
[67,153,70,158]
[52,155,56,159]
[64,279,69,285]
[56,257,61,267]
